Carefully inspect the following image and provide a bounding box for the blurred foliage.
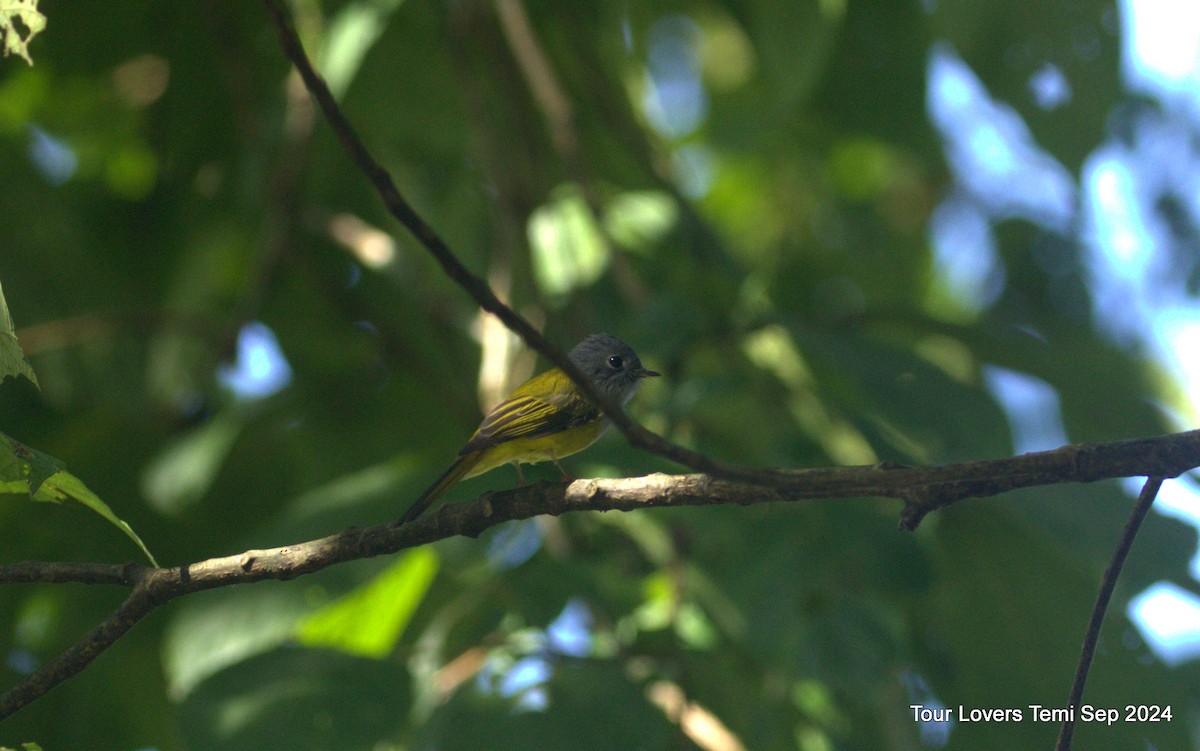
[0,1,1198,750]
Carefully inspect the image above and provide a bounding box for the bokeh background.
[3,0,1200,749]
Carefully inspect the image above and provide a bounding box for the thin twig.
[1055,476,1164,751]
[15,309,223,355]
[494,0,576,157]
[493,0,651,305]
[257,0,739,479]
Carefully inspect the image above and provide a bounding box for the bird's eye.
[607,355,624,370]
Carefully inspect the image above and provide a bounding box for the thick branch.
[0,560,142,586]
[6,428,1200,593]
[4,429,1199,718]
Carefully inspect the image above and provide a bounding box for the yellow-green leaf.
[296,548,439,658]
[0,0,45,65]
[528,183,609,298]
[0,278,38,387]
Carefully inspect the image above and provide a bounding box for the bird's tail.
[399,452,480,524]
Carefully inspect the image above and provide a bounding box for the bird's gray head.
[568,333,660,404]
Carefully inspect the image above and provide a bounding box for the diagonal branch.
[0,579,164,722]
[495,0,577,158]
[0,522,436,720]
[257,0,739,479]
[1055,476,1164,751]
[4,428,1200,718]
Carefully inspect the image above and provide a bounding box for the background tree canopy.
[3,1,1200,749]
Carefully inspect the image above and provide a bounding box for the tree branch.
[0,560,141,586]
[0,580,162,722]
[4,429,1199,719]
[0,522,433,719]
[1055,475,1164,751]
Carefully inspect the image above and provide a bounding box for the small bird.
[399,333,659,524]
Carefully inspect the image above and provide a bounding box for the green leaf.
[296,547,439,657]
[0,432,62,494]
[319,0,407,99]
[0,432,158,567]
[0,278,37,387]
[0,0,45,65]
[36,469,159,568]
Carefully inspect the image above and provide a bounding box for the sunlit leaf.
[0,278,37,387]
[319,0,407,99]
[602,190,678,252]
[0,0,45,65]
[296,547,439,657]
[528,184,609,298]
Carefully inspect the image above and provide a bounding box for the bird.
[399,333,659,524]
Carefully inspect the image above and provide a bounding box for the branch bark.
[4,428,1200,719]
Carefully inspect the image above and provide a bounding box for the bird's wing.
[460,382,599,454]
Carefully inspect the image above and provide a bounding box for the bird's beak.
[635,368,661,378]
